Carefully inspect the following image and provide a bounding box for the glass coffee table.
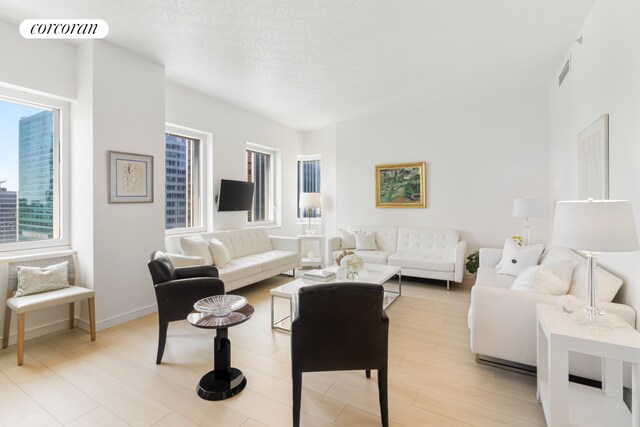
[270,263,401,332]
[187,303,254,400]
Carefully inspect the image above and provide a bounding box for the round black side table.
[187,303,254,400]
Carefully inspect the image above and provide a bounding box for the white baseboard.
[76,304,158,332]
[1,318,71,347]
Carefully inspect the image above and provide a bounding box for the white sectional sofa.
[468,245,636,381]
[165,227,300,292]
[328,225,467,289]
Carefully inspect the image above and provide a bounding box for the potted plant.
[465,251,479,275]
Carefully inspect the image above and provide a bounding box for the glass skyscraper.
[0,182,17,243]
[18,110,54,241]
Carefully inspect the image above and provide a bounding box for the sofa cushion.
[396,227,459,258]
[201,231,235,259]
[228,228,273,258]
[569,262,623,303]
[355,231,377,250]
[179,237,213,265]
[353,250,392,265]
[348,225,398,252]
[510,262,573,296]
[216,259,262,283]
[474,267,516,289]
[495,239,543,276]
[238,250,298,271]
[165,235,183,254]
[388,252,454,272]
[208,238,231,268]
[339,229,356,249]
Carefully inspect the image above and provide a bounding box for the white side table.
[297,234,325,268]
[537,304,640,427]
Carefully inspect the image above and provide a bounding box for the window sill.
[165,226,206,236]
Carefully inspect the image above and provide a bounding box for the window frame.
[0,86,70,254]
[297,154,322,224]
[246,142,278,227]
[164,123,209,236]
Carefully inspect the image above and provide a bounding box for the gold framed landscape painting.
[375,162,426,208]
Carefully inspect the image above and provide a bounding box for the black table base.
[197,367,246,400]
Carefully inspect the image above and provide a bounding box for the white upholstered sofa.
[468,245,636,381]
[327,225,467,289]
[165,227,300,292]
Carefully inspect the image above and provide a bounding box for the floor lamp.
[299,192,321,235]
[512,197,543,245]
[552,200,639,323]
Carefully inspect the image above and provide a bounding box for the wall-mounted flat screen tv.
[218,179,255,211]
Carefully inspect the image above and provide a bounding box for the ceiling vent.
[559,56,571,87]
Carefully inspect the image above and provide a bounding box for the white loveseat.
[328,225,467,289]
[165,227,300,292]
[468,245,636,381]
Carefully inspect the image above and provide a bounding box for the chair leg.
[88,298,96,341]
[365,369,371,378]
[292,369,302,427]
[69,302,75,329]
[17,313,25,366]
[378,368,389,427]
[156,320,168,364]
[3,306,11,349]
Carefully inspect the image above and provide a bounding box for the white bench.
[2,251,96,365]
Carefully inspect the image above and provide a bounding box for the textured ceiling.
[0,0,595,129]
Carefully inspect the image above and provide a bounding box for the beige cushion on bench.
[7,286,94,314]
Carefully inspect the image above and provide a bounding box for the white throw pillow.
[355,231,377,251]
[208,238,231,268]
[15,261,70,297]
[510,261,573,295]
[180,237,213,265]
[496,238,543,276]
[568,262,623,303]
[339,229,356,249]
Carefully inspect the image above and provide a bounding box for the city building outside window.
[297,155,321,220]
[164,125,206,233]
[246,144,276,224]
[0,88,69,252]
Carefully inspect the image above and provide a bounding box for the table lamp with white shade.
[552,199,639,322]
[299,192,321,235]
[513,197,543,245]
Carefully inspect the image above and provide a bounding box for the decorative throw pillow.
[180,237,213,265]
[15,261,70,297]
[568,262,623,303]
[496,238,544,276]
[355,231,377,251]
[510,261,574,295]
[339,229,356,249]
[208,238,231,268]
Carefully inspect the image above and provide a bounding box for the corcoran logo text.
[19,19,109,39]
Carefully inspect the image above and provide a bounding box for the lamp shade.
[512,198,543,218]
[299,192,321,209]
[552,200,640,252]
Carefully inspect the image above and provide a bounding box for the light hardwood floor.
[0,275,545,426]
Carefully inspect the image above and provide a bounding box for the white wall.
[165,82,304,236]
[548,0,640,310]
[0,19,76,100]
[332,92,550,253]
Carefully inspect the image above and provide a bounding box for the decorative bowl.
[194,295,248,317]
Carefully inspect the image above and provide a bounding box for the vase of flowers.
[340,253,364,280]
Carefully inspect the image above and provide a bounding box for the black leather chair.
[147,251,225,364]
[291,283,389,427]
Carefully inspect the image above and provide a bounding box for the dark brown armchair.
[148,251,225,364]
[291,283,389,427]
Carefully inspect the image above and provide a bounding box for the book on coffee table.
[302,269,336,282]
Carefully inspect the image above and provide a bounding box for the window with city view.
[0,96,61,247]
[246,145,275,223]
[165,130,202,231]
[297,156,321,219]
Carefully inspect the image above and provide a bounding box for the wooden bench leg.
[17,313,25,366]
[69,302,75,329]
[3,306,11,349]
[88,297,96,341]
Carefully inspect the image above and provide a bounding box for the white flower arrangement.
[511,235,524,246]
[340,253,364,273]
